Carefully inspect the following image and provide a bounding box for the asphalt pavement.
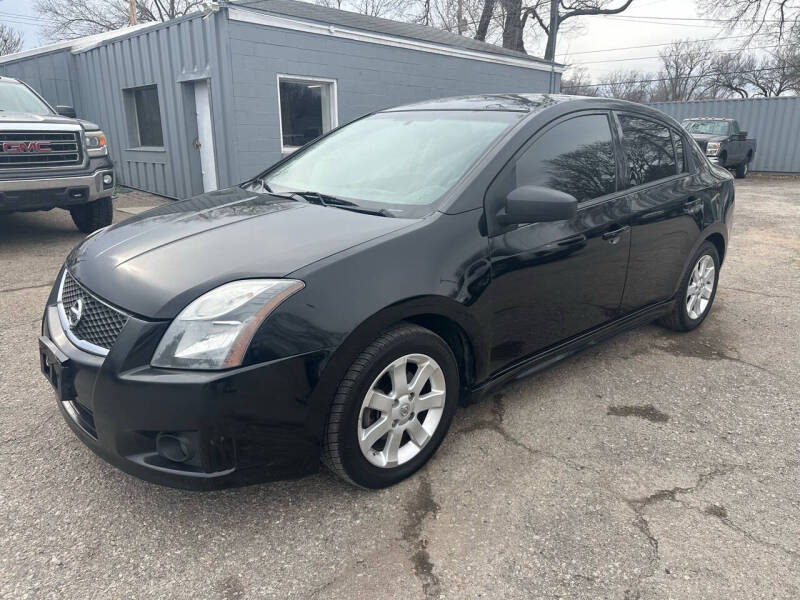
[1,177,798,599]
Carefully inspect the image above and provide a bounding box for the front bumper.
[0,166,115,212]
[40,296,333,490]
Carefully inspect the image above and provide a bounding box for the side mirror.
[56,105,76,118]
[498,185,577,226]
[738,131,748,140]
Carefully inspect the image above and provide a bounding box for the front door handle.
[602,225,630,243]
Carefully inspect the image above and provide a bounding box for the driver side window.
[513,114,617,203]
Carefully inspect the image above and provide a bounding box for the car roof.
[382,94,677,120]
[683,117,733,121]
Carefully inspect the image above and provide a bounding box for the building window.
[123,85,164,149]
[277,75,337,153]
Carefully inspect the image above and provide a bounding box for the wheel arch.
[305,296,489,440]
[706,232,726,264]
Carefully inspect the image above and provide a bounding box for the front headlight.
[151,279,304,370]
[706,142,720,155]
[85,131,108,157]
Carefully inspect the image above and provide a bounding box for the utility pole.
[457,0,464,35]
[129,0,138,25]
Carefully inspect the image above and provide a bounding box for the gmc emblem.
[2,141,51,153]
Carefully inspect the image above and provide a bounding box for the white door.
[194,79,218,192]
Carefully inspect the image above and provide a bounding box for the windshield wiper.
[266,189,395,217]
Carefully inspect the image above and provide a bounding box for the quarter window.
[672,131,686,173]
[278,76,337,154]
[514,114,617,202]
[619,115,677,186]
[123,85,164,148]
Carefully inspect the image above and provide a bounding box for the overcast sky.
[1,0,766,81]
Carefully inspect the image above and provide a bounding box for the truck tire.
[69,198,113,233]
[735,153,752,179]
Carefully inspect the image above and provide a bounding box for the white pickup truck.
[0,75,115,232]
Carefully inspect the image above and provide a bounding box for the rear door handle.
[602,225,630,243]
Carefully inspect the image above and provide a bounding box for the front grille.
[0,131,82,168]
[59,271,129,353]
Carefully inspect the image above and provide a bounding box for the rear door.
[485,111,632,373]
[615,112,701,311]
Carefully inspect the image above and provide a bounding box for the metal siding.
[69,14,228,198]
[0,51,76,108]
[225,20,558,183]
[2,11,560,198]
[649,97,800,173]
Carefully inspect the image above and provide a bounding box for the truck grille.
[58,271,129,354]
[0,131,82,168]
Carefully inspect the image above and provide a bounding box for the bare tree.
[710,52,754,98]
[35,0,205,41]
[525,0,635,59]
[698,0,800,42]
[652,39,717,101]
[743,48,798,96]
[560,67,599,95]
[0,24,24,56]
[597,69,654,101]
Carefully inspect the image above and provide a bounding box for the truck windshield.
[257,110,523,216]
[0,81,53,116]
[682,120,730,136]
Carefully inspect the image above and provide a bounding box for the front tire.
[69,197,113,233]
[322,323,459,488]
[659,241,720,332]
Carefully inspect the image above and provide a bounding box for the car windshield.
[0,81,53,115]
[257,110,523,216]
[682,120,730,136]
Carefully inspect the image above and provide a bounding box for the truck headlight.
[85,131,108,157]
[151,279,304,370]
[706,142,720,155]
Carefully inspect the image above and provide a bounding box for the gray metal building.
[0,0,562,199]
[650,96,800,174]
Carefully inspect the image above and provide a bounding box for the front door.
[485,112,632,373]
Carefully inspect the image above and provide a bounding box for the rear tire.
[322,323,459,488]
[735,158,750,179]
[69,197,113,233]
[659,241,720,332]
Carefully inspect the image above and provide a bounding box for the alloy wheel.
[357,353,446,468]
[686,254,715,320]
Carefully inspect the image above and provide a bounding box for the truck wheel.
[69,198,113,233]
[735,154,751,179]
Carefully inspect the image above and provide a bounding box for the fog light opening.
[155,432,195,464]
[103,174,113,185]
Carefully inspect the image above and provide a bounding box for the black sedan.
[39,94,734,490]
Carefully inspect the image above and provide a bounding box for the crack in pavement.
[402,476,441,599]
[459,393,587,473]
[0,282,54,295]
[718,285,796,301]
[621,468,729,598]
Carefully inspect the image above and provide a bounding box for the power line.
[557,33,770,57]
[566,66,790,89]
[604,13,788,23]
[574,43,784,65]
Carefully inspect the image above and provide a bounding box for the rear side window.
[619,115,677,186]
[672,131,685,173]
[514,114,616,202]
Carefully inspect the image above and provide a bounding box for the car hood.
[66,186,416,319]
[0,111,99,130]
[688,133,727,143]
